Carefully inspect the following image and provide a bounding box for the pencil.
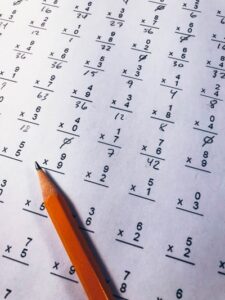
[35,162,112,300]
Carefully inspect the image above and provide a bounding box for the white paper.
[0,0,225,299]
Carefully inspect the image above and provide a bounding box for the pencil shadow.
[45,171,118,298]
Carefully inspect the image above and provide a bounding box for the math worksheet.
[0,0,225,299]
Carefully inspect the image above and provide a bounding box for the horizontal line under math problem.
[113,294,129,300]
[28,25,47,30]
[218,271,225,276]
[150,116,175,124]
[57,129,80,137]
[2,255,29,266]
[115,239,144,249]
[185,165,211,174]
[129,192,155,202]
[83,65,104,72]
[140,23,159,30]
[140,152,165,161]
[33,85,54,92]
[41,166,65,175]
[175,31,195,38]
[17,118,40,126]
[110,105,133,113]
[74,9,91,15]
[148,0,167,5]
[193,127,218,135]
[0,18,14,23]
[22,208,48,218]
[168,56,189,63]
[200,94,223,101]
[98,141,122,149]
[41,2,59,8]
[48,57,68,63]
[131,47,151,54]
[96,40,115,46]
[160,83,183,91]
[182,7,202,13]
[70,95,93,103]
[14,49,32,55]
[165,254,195,266]
[61,32,80,38]
[176,207,204,217]
[121,74,143,81]
[106,16,125,22]
[50,272,78,283]
[0,77,17,83]
[206,65,225,72]
[84,179,109,188]
[211,38,225,44]
[0,153,22,162]
[216,14,225,18]
[79,226,95,234]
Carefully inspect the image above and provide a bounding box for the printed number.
[120,270,130,294]
[15,141,25,157]
[183,248,190,257]
[184,237,192,258]
[100,165,109,182]
[69,265,75,275]
[147,158,160,170]
[133,232,140,242]
[120,283,127,293]
[40,202,45,211]
[133,222,143,242]
[123,270,130,280]
[25,237,33,246]
[4,289,12,299]
[20,248,28,258]
[57,153,66,169]
[176,288,183,299]
[0,179,7,196]
[86,207,95,226]
[193,192,201,210]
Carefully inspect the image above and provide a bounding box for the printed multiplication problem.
[140,140,166,171]
[0,0,28,37]
[74,2,93,20]
[79,206,96,234]
[166,236,195,266]
[2,237,33,267]
[0,141,26,163]
[84,165,110,188]
[216,9,225,25]
[129,177,156,203]
[176,190,204,217]
[115,222,144,250]
[22,199,48,218]
[113,270,131,300]
[50,261,78,284]
[39,147,72,176]
[98,128,122,157]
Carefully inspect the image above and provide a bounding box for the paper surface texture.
[0,0,225,299]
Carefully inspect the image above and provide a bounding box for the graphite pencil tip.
[35,161,42,171]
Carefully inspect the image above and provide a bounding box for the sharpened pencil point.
[35,161,42,171]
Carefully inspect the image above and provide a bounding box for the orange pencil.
[35,162,113,300]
